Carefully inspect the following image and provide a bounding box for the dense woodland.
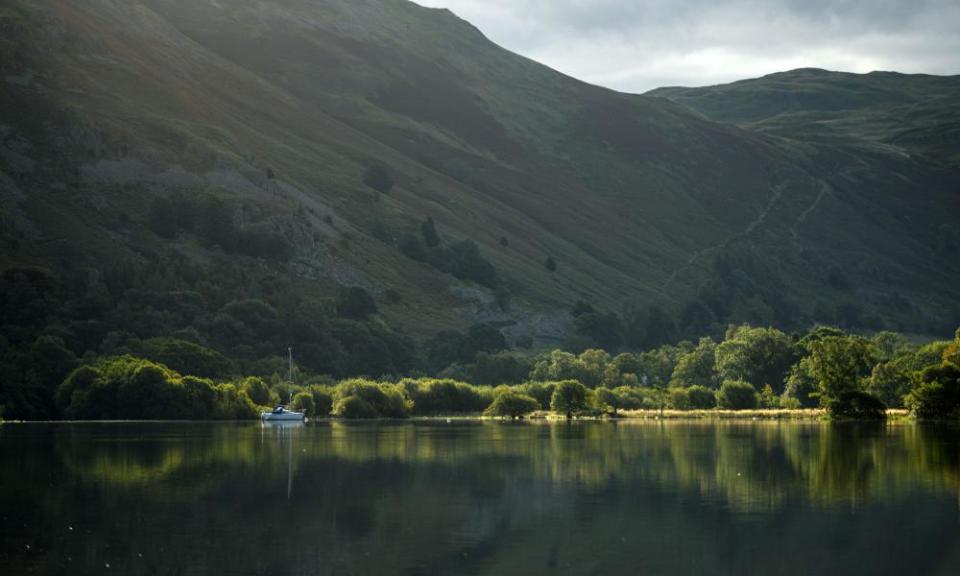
[2,264,957,421]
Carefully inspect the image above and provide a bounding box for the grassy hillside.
[649,68,960,166]
[1,0,958,364]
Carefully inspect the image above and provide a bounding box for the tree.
[715,326,799,394]
[336,286,378,320]
[806,335,876,405]
[545,256,556,272]
[686,385,717,409]
[363,165,394,194]
[467,323,508,354]
[593,387,621,415]
[484,391,539,419]
[717,380,759,409]
[784,357,818,407]
[670,337,718,388]
[866,361,914,408]
[550,380,588,419]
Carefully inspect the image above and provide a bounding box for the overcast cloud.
[414,0,960,92]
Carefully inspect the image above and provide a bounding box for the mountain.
[648,68,960,166]
[1,0,958,363]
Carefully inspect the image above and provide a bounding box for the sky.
[415,0,960,93]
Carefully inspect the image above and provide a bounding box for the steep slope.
[1,0,958,356]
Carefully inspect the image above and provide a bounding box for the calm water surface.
[1,421,959,575]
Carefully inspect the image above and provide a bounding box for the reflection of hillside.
[3,422,959,575]
[51,421,960,513]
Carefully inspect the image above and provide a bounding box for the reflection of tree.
[3,421,958,574]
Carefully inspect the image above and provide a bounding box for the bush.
[241,377,273,406]
[332,379,411,418]
[484,390,539,419]
[336,287,378,320]
[686,385,717,409]
[550,380,588,418]
[593,387,620,415]
[827,391,887,420]
[518,382,556,409]
[290,391,316,416]
[668,388,690,409]
[139,337,235,379]
[331,395,378,419]
[717,380,759,409]
[905,363,960,419]
[308,386,333,417]
[400,378,491,415]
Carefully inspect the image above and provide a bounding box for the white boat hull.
[260,411,305,422]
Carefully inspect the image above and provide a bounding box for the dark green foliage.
[806,335,877,405]
[827,391,886,420]
[590,387,619,415]
[668,387,690,409]
[545,256,556,272]
[905,338,960,419]
[574,311,622,350]
[425,330,472,373]
[550,380,588,418]
[291,391,316,416]
[715,326,800,394]
[332,394,379,418]
[55,356,256,420]
[866,361,915,408]
[467,323,508,354]
[308,386,333,417]
[241,377,272,406]
[331,379,411,418]
[484,390,539,418]
[336,287,378,320]
[449,240,500,287]
[401,379,491,414]
[686,385,718,409]
[362,164,394,194]
[148,194,195,238]
[138,337,234,379]
[472,352,531,385]
[717,380,759,409]
[518,382,557,409]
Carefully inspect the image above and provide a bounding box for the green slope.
[1,0,958,350]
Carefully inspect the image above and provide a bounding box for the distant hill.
[1,0,958,359]
[648,68,960,166]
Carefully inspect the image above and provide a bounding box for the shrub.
[291,391,316,416]
[550,380,588,418]
[241,377,273,406]
[686,385,717,409]
[717,380,759,409]
[331,395,378,419]
[827,391,887,420]
[332,379,411,418]
[518,382,556,409]
[484,391,539,419]
[336,286,378,320]
[593,387,620,415]
[905,363,960,419]
[308,386,333,417]
[668,388,690,409]
[400,378,490,415]
[139,337,235,379]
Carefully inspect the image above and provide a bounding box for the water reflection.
[1,421,958,575]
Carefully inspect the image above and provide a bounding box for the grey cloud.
[416,0,960,92]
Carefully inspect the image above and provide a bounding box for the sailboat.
[260,347,306,422]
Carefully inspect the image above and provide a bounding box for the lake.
[1,420,958,575]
